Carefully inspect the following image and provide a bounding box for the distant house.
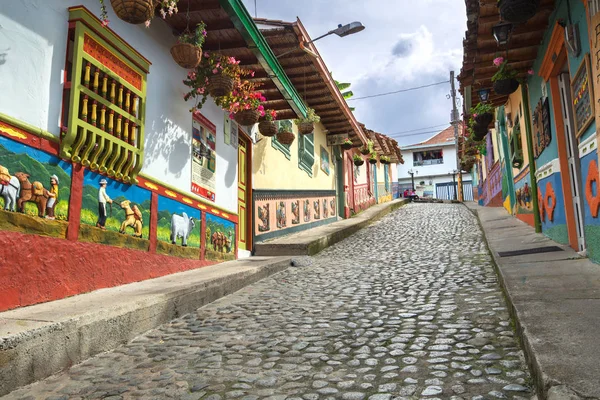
[397,126,472,200]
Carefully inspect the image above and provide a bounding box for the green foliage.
[178,22,207,48]
[353,154,363,162]
[492,60,518,82]
[470,102,494,116]
[294,107,320,125]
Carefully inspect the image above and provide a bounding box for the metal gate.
[436,181,473,201]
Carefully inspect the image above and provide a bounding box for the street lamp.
[450,169,459,200]
[408,169,417,191]
[492,22,513,46]
[276,21,365,58]
[478,88,490,102]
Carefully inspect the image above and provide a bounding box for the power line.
[386,129,446,139]
[390,123,450,135]
[348,80,449,101]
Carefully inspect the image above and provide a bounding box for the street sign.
[326,133,349,146]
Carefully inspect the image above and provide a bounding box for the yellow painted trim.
[0,112,59,143]
[139,173,238,217]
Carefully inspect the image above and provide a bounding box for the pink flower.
[244,104,251,109]
[493,57,504,66]
[528,69,535,75]
[228,57,237,64]
[250,71,255,77]
[212,68,218,74]
[229,113,235,120]
[187,71,196,80]
[204,52,210,58]
[258,105,264,111]
[473,113,478,118]
[270,110,277,118]
[202,30,207,36]
[145,20,151,28]
[260,110,265,117]
[101,19,109,27]
[259,95,266,102]
[216,62,221,69]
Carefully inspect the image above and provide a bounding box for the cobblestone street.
[4,204,533,400]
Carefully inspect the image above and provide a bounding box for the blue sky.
[157,195,201,219]
[242,0,467,146]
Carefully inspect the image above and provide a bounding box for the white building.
[397,126,473,200]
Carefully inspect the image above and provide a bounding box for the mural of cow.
[170,212,195,246]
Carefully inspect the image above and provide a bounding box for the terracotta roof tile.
[415,125,457,146]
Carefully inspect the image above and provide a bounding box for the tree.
[332,73,355,112]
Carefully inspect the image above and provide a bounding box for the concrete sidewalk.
[465,203,600,400]
[255,198,409,256]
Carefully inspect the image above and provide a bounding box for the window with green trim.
[298,131,314,176]
[271,120,292,159]
[61,7,149,185]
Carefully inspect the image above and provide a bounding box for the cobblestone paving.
[5,204,534,400]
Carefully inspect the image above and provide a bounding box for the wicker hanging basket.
[341,142,353,150]
[498,0,540,23]
[360,148,370,155]
[170,43,202,69]
[234,109,260,126]
[493,78,520,96]
[473,126,488,141]
[258,121,277,137]
[368,158,378,165]
[110,0,154,25]
[298,122,314,135]
[475,112,493,128]
[207,73,234,97]
[354,159,365,167]
[277,130,295,145]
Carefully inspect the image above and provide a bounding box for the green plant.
[492,57,518,82]
[353,154,363,162]
[343,138,353,146]
[294,107,320,125]
[178,22,207,48]
[470,102,494,116]
[263,109,277,122]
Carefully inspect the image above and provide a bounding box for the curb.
[255,199,409,256]
[0,257,291,396]
[464,205,586,400]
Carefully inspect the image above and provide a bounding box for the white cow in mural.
[0,176,20,212]
[170,212,195,246]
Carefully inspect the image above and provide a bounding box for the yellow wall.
[504,90,530,176]
[252,122,336,190]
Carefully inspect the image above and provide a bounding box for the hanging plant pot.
[258,121,277,137]
[298,122,314,135]
[234,109,260,126]
[354,159,365,167]
[473,127,488,141]
[110,0,154,25]
[368,158,378,165]
[493,78,520,96]
[207,73,234,97]
[170,43,202,69]
[475,112,493,128]
[360,148,370,155]
[341,142,353,150]
[277,130,295,145]
[498,0,540,23]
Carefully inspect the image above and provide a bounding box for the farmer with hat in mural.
[45,174,59,220]
[97,178,113,230]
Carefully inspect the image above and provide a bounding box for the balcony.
[413,158,444,166]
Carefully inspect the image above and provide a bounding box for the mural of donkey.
[119,200,143,237]
[15,172,49,217]
[0,165,20,212]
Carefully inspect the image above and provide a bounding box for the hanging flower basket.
[258,121,277,137]
[493,78,520,96]
[360,148,370,155]
[277,130,295,145]
[234,109,260,126]
[207,73,235,97]
[298,122,314,135]
[368,158,378,165]
[170,43,202,69]
[474,112,493,128]
[354,159,365,167]
[473,128,487,141]
[109,0,154,25]
[341,142,353,150]
[498,0,540,23]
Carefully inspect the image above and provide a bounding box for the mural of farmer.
[97,178,113,230]
[45,174,59,220]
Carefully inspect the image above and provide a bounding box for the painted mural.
[205,213,235,261]
[537,171,569,245]
[156,195,201,259]
[80,171,151,248]
[580,139,600,264]
[0,136,72,223]
[254,191,336,241]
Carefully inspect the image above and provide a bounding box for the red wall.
[0,230,215,312]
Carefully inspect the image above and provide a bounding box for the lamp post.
[492,22,513,46]
[276,22,365,58]
[450,169,458,200]
[408,169,417,191]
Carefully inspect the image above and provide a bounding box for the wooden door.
[237,133,251,252]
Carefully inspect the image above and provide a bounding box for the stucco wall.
[252,122,336,191]
[398,145,458,179]
[0,0,238,213]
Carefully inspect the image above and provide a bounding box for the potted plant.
[258,110,278,137]
[360,139,373,155]
[368,153,378,164]
[470,102,494,128]
[277,124,295,145]
[216,78,266,126]
[104,0,179,26]
[294,108,320,135]
[380,156,390,164]
[492,57,520,95]
[498,0,540,24]
[183,53,248,113]
[170,22,207,69]
[353,154,364,166]
[341,138,353,150]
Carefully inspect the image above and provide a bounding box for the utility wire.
[390,123,450,135]
[386,129,449,139]
[348,80,449,101]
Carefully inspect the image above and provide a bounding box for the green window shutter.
[271,120,292,159]
[298,132,314,176]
